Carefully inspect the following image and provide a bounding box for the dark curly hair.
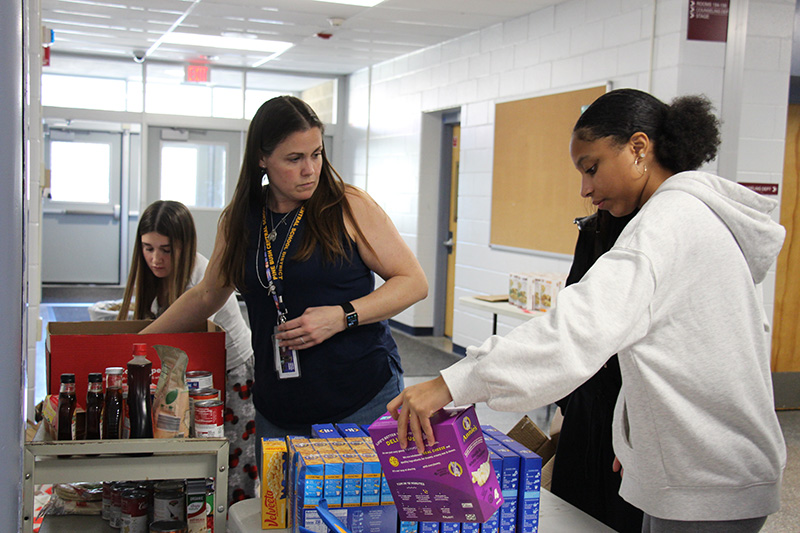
[573,88,721,173]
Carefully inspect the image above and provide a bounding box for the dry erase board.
[490,85,607,254]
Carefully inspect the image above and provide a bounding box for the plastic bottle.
[127,343,154,438]
[57,373,77,441]
[102,367,124,439]
[85,372,104,439]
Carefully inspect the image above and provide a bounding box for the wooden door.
[772,104,800,372]
[444,125,460,338]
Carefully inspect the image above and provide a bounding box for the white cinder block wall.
[342,0,793,350]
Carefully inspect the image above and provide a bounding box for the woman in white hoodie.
[388,89,786,533]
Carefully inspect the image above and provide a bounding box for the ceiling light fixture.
[160,32,293,54]
[311,0,385,7]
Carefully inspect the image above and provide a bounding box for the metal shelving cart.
[23,438,229,532]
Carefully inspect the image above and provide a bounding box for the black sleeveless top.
[241,203,400,428]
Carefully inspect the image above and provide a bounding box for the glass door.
[42,129,123,284]
[146,127,242,258]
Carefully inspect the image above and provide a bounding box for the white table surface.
[459,296,544,335]
[228,489,616,532]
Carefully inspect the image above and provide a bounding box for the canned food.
[137,480,155,523]
[149,520,188,533]
[121,489,149,533]
[153,482,186,523]
[193,400,224,438]
[186,371,213,391]
[102,481,113,520]
[111,482,138,529]
[188,389,220,437]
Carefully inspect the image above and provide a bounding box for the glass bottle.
[85,372,104,439]
[102,367,124,439]
[127,343,153,438]
[57,373,77,441]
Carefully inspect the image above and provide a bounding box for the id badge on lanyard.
[263,205,304,380]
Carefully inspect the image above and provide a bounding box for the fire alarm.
[316,32,333,39]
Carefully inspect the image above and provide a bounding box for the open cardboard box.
[46,320,227,408]
[507,414,559,490]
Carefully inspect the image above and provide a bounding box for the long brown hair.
[118,200,197,319]
[219,95,371,289]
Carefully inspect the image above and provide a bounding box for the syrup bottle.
[127,343,153,438]
[57,373,77,441]
[102,367,124,439]
[85,372,104,439]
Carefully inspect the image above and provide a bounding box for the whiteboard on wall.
[490,85,607,255]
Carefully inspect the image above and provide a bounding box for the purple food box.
[368,406,503,523]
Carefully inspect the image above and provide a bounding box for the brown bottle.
[85,372,104,439]
[127,343,153,439]
[102,367,124,439]
[57,373,77,441]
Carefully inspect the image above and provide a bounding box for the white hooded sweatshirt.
[442,171,786,521]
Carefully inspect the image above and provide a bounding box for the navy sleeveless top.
[242,203,401,428]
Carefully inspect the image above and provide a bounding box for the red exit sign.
[185,64,209,83]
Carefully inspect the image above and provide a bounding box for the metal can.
[193,400,224,438]
[150,520,188,533]
[186,371,213,391]
[121,488,149,533]
[102,481,113,520]
[188,388,220,437]
[111,482,138,529]
[153,480,186,523]
[137,480,155,524]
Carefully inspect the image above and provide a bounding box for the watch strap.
[339,302,358,329]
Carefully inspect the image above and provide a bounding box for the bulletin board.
[490,85,607,255]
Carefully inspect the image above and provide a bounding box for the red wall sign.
[687,0,730,42]
[185,64,209,83]
[739,182,779,196]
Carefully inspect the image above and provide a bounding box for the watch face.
[346,312,358,329]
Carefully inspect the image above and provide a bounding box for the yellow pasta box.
[261,438,288,529]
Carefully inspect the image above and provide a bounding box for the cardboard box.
[46,320,226,407]
[369,406,503,523]
[485,442,519,533]
[505,416,556,466]
[504,441,541,533]
[298,504,397,533]
[261,438,288,529]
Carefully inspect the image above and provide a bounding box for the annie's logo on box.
[369,406,503,523]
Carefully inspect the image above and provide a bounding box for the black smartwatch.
[340,302,358,329]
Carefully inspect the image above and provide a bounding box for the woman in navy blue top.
[143,96,428,449]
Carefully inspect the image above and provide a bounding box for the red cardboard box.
[46,320,226,408]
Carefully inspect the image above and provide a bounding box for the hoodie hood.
[653,171,785,284]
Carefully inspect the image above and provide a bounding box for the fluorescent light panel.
[160,32,293,54]
[311,0,385,6]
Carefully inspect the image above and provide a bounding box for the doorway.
[145,127,242,258]
[42,129,123,284]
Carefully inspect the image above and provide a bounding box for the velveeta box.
[368,406,503,523]
[261,438,288,529]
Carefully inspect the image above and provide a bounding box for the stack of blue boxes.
[395,424,542,533]
[295,422,542,533]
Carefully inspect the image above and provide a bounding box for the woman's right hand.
[386,376,453,454]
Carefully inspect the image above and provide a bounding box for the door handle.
[443,237,453,249]
[113,204,121,220]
